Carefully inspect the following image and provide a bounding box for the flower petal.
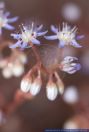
[71,40,82,48]
[8,16,19,23]
[9,41,21,48]
[51,25,58,33]
[4,12,10,17]
[37,25,43,31]
[31,38,40,45]
[37,31,48,36]
[11,33,21,39]
[58,40,65,48]
[44,35,57,40]
[4,24,15,30]
[76,35,84,40]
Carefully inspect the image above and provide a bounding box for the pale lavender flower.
[9,22,47,49]
[45,23,84,48]
[60,56,81,74]
[0,10,18,35]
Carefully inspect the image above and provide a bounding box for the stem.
[30,42,41,62]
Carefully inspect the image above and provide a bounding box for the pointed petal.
[76,35,84,40]
[8,16,19,23]
[58,40,65,48]
[4,24,15,30]
[31,38,40,45]
[51,25,58,33]
[9,41,21,48]
[11,33,21,39]
[37,31,48,36]
[37,25,43,31]
[71,40,82,48]
[44,35,57,40]
[21,42,28,48]
[4,12,10,17]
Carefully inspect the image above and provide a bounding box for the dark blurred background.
[0,0,89,132]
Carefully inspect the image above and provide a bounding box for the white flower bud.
[20,76,32,93]
[2,67,13,79]
[30,76,42,96]
[46,80,58,101]
[19,53,27,64]
[63,86,79,104]
[54,72,64,95]
[0,59,7,69]
[12,63,24,77]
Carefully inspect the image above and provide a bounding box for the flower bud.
[19,53,27,64]
[20,76,32,93]
[0,59,7,69]
[30,76,42,96]
[2,67,13,79]
[46,80,58,101]
[12,63,24,77]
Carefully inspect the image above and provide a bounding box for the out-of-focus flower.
[60,56,81,74]
[0,10,18,35]
[45,23,84,48]
[63,86,79,104]
[9,22,47,49]
[0,52,27,78]
[61,3,81,22]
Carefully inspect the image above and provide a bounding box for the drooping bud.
[12,62,24,77]
[30,71,42,96]
[20,74,32,93]
[54,72,64,95]
[46,79,58,101]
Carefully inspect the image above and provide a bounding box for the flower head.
[9,22,47,49]
[45,23,84,48]
[60,56,81,74]
[0,10,18,35]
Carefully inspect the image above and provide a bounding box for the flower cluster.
[0,2,83,101]
[0,51,27,78]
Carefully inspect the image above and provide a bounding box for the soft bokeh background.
[0,0,89,132]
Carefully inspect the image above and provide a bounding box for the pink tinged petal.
[58,40,65,48]
[11,33,21,39]
[37,31,48,36]
[51,25,58,33]
[71,40,82,48]
[37,24,43,31]
[4,24,15,30]
[8,16,19,23]
[44,35,57,40]
[4,12,10,17]
[31,38,40,45]
[76,35,84,40]
[9,40,21,48]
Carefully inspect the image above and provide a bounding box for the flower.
[9,22,47,49]
[60,56,81,74]
[45,23,84,48]
[0,10,18,35]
